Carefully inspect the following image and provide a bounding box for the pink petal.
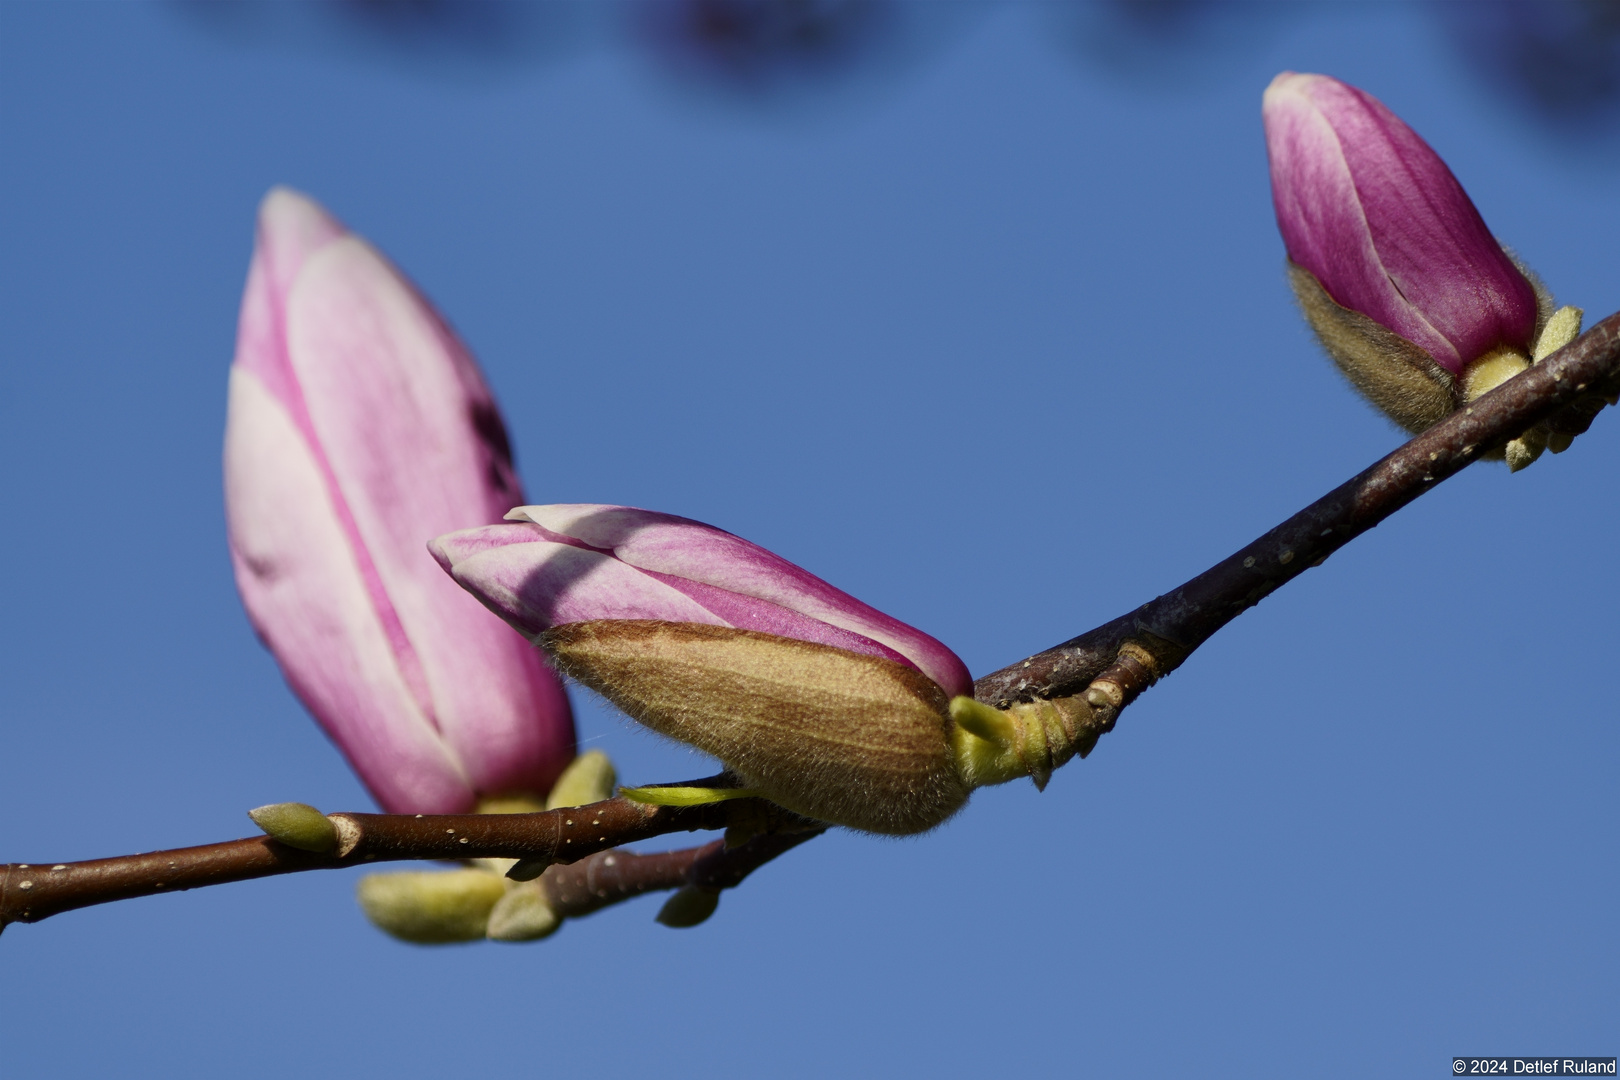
[225,369,475,813]
[431,525,730,633]
[434,524,926,673]
[1263,72,1536,375]
[283,234,571,800]
[510,505,974,697]
[226,189,573,810]
[232,188,349,422]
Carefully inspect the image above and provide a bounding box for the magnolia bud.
[355,869,507,944]
[225,188,574,815]
[543,620,971,836]
[432,506,1123,833]
[1262,72,1585,468]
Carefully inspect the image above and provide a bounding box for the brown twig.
[0,797,738,928]
[537,827,825,921]
[3,312,1616,934]
[975,311,1620,707]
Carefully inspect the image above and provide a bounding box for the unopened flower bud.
[431,505,980,835]
[434,506,1108,834]
[247,802,338,853]
[355,869,507,944]
[1263,72,1582,467]
[225,188,574,815]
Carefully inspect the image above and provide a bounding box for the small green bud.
[545,748,618,810]
[656,886,720,928]
[619,784,764,807]
[1533,306,1583,363]
[949,696,1018,748]
[1498,305,1583,467]
[1533,306,1588,457]
[485,882,561,942]
[355,869,507,944]
[247,802,338,853]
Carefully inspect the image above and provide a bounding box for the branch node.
[329,814,364,859]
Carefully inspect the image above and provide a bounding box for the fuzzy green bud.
[545,749,617,810]
[355,869,507,944]
[247,802,338,853]
[485,881,560,942]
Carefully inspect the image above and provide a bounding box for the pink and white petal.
[286,238,570,798]
[432,526,729,637]
[509,505,973,696]
[233,189,350,419]
[224,368,474,814]
[1264,75,1457,369]
[1264,73,1536,373]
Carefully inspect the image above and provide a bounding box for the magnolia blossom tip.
[256,186,347,248]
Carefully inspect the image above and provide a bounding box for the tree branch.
[4,311,1615,934]
[537,826,825,922]
[1,798,733,928]
[976,311,1620,708]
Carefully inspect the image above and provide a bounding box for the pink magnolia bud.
[1263,72,1559,444]
[430,505,977,834]
[224,188,574,814]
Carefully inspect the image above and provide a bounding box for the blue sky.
[2,4,1615,1076]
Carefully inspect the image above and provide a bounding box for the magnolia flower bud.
[1262,72,1583,467]
[430,505,978,834]
[224,188,574,814]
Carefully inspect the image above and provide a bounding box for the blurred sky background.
[2,3,1616,1077]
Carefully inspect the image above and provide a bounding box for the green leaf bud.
[544,748,617,810]
[247,802,339,853]
[619,784,764,807]
[485,881,561,942]
[656,886,720,928]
